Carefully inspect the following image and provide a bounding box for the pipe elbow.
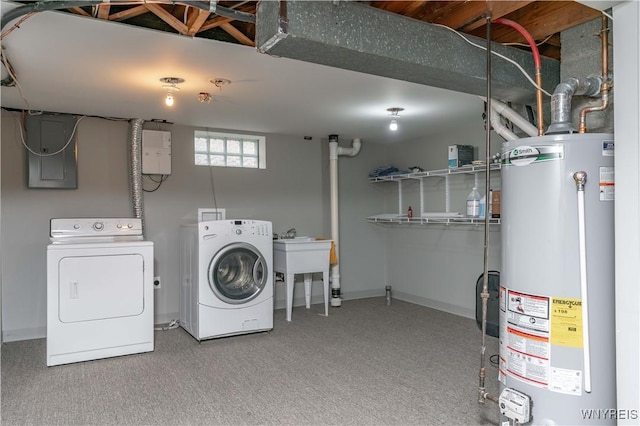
[350,138,362,156]
[553,78,579,97]
[336,138,362,157]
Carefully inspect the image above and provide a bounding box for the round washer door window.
[208,242,268,304]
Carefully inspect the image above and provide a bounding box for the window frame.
[194,130,266,169]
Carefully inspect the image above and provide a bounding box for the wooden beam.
[220,22,254,46]
[186,9,210,36]
[68,7,91,17]
[97,4,110,20]
[471,1,601,43]
[145,3,188,35]
[108,5,148,22]
[459,1,535,32]
[199,16,234,32]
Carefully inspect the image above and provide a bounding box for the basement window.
[194,130,266,169]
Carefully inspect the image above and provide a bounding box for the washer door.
[208,242,268,304]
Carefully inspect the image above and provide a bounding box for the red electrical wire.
[492,18,541,68]
[493,17,544,134]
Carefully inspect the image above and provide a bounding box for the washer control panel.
[201,220,272,237]
[50,218,143,238]
[229,220,271,237]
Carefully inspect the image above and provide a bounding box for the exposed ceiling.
[0,1,606,144]
[57,1,603,60]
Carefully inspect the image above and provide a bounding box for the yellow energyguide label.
[551,297,583,348]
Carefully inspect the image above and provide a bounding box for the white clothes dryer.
[180,219,273,341]
[46,218,154,366]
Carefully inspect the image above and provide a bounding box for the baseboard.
[3,314,183,343]
[273,288,386,310]
[3,297,472,342]
[3,326,46,342]
[155,312,180,326]
[392,291,475,319]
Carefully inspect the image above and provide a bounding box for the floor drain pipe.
[329,134,362,307]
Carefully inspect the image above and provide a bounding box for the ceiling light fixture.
[210,77,231,90]
[198,92,212,104]
[387,107,404,131]
[160,77,185,107]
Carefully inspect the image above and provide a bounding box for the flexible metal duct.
[128,118,145,235]
[546,77,602,134]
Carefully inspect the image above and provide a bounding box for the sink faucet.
[281,228,297,239]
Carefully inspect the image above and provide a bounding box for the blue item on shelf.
[369,166,399,177]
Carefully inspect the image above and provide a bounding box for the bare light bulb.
[165,92,174,107]
[389,118,398,131]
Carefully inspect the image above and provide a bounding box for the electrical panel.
[142,130,171,175]
[26,112,78,189]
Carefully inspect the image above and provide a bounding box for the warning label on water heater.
[504,289,551,388]
[600,166,615,201]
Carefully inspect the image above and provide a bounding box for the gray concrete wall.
[561,15,614,132]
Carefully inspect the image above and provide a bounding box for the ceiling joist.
[220,22,254,46]
[145,3,188,35]
[108,5,148,22]
[97,4,110,20]
[186,8,210,36]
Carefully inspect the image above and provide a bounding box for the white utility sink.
[273,238,331,272]
[273,237,332,321]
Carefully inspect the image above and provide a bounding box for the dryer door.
[208,242,268,304]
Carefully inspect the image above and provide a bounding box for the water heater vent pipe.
[547,77,602,134]
[329,135,361,307]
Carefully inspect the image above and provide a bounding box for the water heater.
[499,133,615,425]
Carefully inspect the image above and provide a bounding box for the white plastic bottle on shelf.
[479,189,494,219]
[488,189,493,217]
[466,187,481,218]
[479,194,486,218]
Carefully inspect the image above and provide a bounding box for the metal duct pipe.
[578,15,611,134]
[128,118,146,235]
[329,135,361,308]
[546,77,602,134]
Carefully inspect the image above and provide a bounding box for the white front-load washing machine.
[179,219,273,341]
[46,218,154,366]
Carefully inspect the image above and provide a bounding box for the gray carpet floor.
[1,297,500,425]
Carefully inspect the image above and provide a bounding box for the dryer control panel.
[50,218,143,239]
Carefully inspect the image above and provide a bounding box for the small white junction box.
[499,388,531,424]
[142,130,171,175]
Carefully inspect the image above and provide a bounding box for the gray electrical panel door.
[26,113,78,189]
